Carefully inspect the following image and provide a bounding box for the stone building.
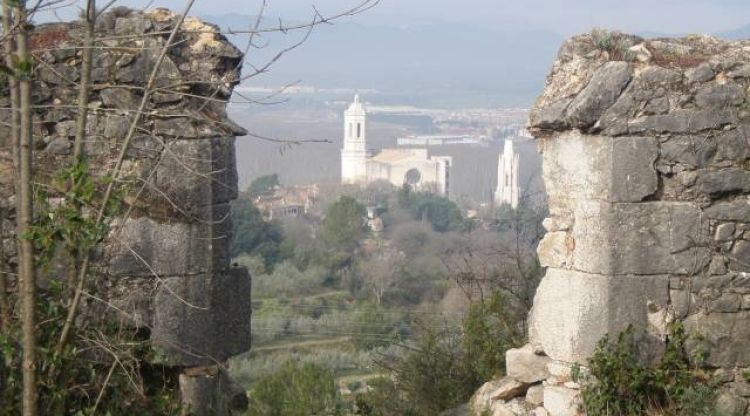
[340,95,452,196]
[495,139,521,208]
[254,185,318,220]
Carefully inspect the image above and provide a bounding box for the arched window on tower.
[357,123,361,138]
[348,123,353,138]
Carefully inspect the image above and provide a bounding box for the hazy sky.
[49,0,750,35]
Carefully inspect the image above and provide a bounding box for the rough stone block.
[541,133,658,217]
[533,407,550,416]
[541,133,610,216]
[572,201,711,275]
[106,276,157,328]
[610,136,658,202]
[505,344,552,383]
[716,392,748,416]
[529,268,668,364]
[659,135,717,168]
[716,223,737,242]
[627,109,738,135]
[107,204,231,277]
[684,310,750,368]
[695,83,745,109]
[543,386,581,416]
[152,266,251,366]
[537,231,573,268]
[179,367,248,415]
[489,377,528,401]
[670,289,691,319]
[565,61,632,128]
[471,379,506,414]
[704,198,750,222]
[526,385,545,407]
[529,99,572,131]
[730,241,750,272]
[150,137,238,215]
[697,168,750,196]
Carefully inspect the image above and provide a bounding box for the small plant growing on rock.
[590,28,637,61]
[591,28,615,51]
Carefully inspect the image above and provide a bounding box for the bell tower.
[341,94,368,184]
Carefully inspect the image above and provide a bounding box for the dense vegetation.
[229,177,546,415]
[578,324,723,416]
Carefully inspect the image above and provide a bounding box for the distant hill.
[202,14,563,107]
[204,13,750,107]
[640,23,750,40]
[716,24,750,40]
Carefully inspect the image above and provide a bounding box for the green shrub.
[351,303,401,350]
[397,185,465,232]
[581,324,719,416]
[230,197,285,267]
[246,360,344,416]
[354,377,418,416]
[462,291,525,381]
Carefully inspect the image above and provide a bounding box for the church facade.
[495,138,520,209]
[340,95,452,196]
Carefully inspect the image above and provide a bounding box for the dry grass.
[30,26,71,51]
[651,50,707,69]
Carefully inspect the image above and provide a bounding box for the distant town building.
[396,135,484,146]
[340,95,452,196]
[495,139,520,209]
[254,185,318,220]
[366,206,384,233]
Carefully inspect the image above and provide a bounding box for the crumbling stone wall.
[471,33,750,416]
[0,8,250,413]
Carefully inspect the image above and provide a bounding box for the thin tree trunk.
[57,0,95,355]
[0,1,19,332]
[14,2,37,414]
[0,206,8,331]
[72,0,94,161]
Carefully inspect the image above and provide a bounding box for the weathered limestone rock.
[543,386,581,416]
[472,379,507,414]
[731,241,750,272]
[107,207,231,277]
[716,392,749,416]
[684,310,750,367]
[565,61,632,128]
[152,267,251,366]
[179,367,249,415]
[525,385,545,407]
[537,231,572,268]
[518,32,750,414]
[571,201,711,275]
[506,344,552,383]
[489,377,529,401]
[529,269,668,363]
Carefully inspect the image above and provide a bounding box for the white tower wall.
[341,94,368,184]
[495,139,521,209]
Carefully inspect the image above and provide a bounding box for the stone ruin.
[470,33,750,415]
[0,8,250,414]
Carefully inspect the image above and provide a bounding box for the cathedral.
[495,139,520,209]
[340,95,452,196]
